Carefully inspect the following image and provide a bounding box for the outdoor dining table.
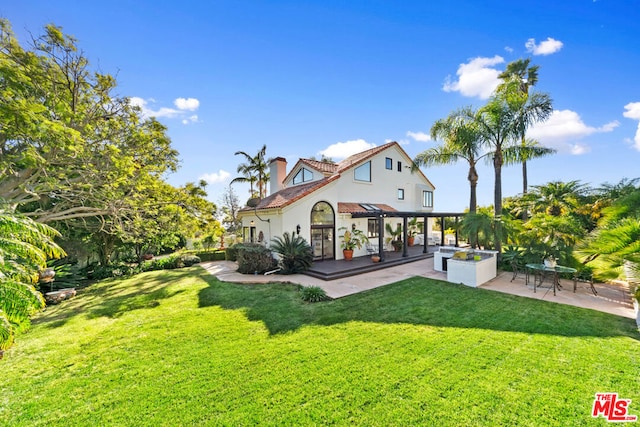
[525,263,577,296]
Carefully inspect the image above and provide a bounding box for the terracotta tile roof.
[299,158,338,174]
[239,176,338,211]
[338,203,398,214]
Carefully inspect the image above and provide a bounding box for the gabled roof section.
[338,203,398,214]
[335,141,396,172]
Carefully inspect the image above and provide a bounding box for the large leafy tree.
[414,107,487,214]
[0,20,178,225]
[0,209,65,353]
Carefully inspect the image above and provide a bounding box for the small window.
[397,161,402,172]
[423,190,433,207]
[385,157,392,170]
[367,219,379,238]
[398,188,405,200]
[354,161,371,182]
[293,167,313,184]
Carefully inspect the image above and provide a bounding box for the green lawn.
[2,267,638,426]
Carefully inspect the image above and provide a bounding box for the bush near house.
[236,244,277,274]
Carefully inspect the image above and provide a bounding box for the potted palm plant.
[338,226,368,260]
[407,217,419,246]
[385,223,403,251]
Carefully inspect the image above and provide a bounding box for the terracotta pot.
[408,236,415,247]
[371,255,381,263]
[343,249,354,261]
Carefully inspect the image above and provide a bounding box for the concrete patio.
[200,257,636,320]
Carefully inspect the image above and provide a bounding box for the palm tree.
[414,107,487,214]
[498,59,555,220]
[522,180,588,217]
[230,161,258,198]
[576,188,640,281]
[0,209,65,352]
[232,144,269,199]
[465,85,552,255]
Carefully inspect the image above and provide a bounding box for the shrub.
[88,263,137,280]
[181,255,201,267]
[236,244,276,274]
[193,251,226,262]
[300,286,330,302]
[225,244,241,261]
[270,232,313,274]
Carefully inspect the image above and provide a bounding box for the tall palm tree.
[232,144,269,199]
[230,161,258,198]
[414,107,487,214]
[0,209,65,352]
[498,59,554,220]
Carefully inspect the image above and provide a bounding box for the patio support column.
[378,214,385,262]
[422,215,428,253]
[440,216,446,246]
[455,216,459,247]
[402,216,408,257]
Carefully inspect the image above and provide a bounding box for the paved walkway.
[200,259,636,320]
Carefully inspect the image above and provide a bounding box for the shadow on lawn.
[34,268,195,328]
[198,274,639,340]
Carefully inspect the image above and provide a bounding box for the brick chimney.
[269,157,287,195]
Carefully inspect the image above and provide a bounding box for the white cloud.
[504,46,514,54]
[200,170,230,184]
[528,109,619,153]
[406,131,431,142]
[174,97,200,111]
[443,55,504,99]
[182,115,199,125]
[525,37,563,56]
[318,139,376,160]
[130,97,200,124]
[623,102,640,150]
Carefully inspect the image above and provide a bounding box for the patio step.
[304,252,433,281]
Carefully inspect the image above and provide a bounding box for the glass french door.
[311,226,334,261]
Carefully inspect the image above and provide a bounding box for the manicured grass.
[1,267,638,426]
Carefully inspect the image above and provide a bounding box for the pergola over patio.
[350,210,466,262]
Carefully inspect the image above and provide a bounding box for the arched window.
[310,201,335,261]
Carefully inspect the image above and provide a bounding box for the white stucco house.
[238,141,450,261]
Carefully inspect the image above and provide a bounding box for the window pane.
[354,161,371,182]
[397,161,402,172]
[398,188,404,200]
[367,219,379,237]
[385,157,392,170]
[423,190,433,207]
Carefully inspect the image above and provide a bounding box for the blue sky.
[3,1,639,212]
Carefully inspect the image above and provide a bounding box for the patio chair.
[365,242,377,256]
[510,259,525,282]
[573,270,597,296]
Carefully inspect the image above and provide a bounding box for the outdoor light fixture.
[296,224,301,235]
[250,220,255,226]
[352,223,356,231]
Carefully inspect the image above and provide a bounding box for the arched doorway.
[310,201,335,261]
